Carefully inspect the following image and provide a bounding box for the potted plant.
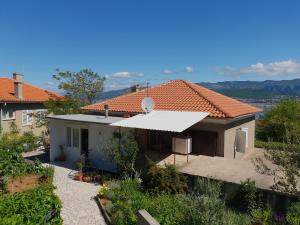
[74,157,84,181]
[74,172,83,181]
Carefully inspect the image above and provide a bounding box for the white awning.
[110,110,209,132]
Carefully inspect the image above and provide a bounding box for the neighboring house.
[0,73,62,136]
[48,79,261,171]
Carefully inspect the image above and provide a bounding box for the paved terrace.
[177,148,300,194]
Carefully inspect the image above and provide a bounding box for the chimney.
[13,73,24,100]
[104,104,109,118]
[130,84,140,92]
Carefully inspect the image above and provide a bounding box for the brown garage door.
[191,130,218,156]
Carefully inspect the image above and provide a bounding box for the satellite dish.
[141,97,155,113]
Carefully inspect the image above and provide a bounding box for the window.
[1,110,15,120]
[66,127,72,147]
[66,127,80,148]
[73,128,79,148]
[22,110,33,125]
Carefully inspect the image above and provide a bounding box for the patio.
[178,148,300,193]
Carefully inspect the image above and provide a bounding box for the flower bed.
[0,147,62,224]
[0,185,62,225]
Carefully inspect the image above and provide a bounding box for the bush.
[255,140,300,152]
[106,131,139,177]
[286,201,300,225]
[226,179,264,213]
[0,130,39,153]
[109,179,186,225]
[109,178,253,225]
[251,208,273,225]
[191,177,221,198]
[0,185,62,225]
[224,210,251,225]
[0,148,53,191]
[142,163,188,194]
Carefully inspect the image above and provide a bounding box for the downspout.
[0,103,7,134]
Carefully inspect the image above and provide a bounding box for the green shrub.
[0,149,53,191]
[255,140,300,152]
[287,201,300,225]
[142,163,188,194]
[224,210,251,225]
[0,185,62,225]
[226,179,264,213]
[181,194,225,225]
[251,208,273,225]
[109,178,254,225]
[0,130,39,153]
[191,177,221,199]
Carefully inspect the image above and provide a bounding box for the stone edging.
[95,196,112,225]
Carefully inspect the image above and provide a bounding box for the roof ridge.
[0,77,61,97]
[84,80,175,108]
[180,80,228,117]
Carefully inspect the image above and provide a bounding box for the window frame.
[66,127,80,148]
[22,110,33,126]
[1,110,16,121]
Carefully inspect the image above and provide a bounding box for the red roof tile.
[82,79,261,118]
[0,77,62,103]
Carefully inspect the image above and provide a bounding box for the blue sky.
[1,0,300,91]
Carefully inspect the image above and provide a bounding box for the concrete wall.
[137,210,160,225]
[49,119,130,171]
[0,103,46,136]
[223,119,255,159]
[189,115,256,159]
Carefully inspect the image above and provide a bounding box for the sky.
[1,0,300,91]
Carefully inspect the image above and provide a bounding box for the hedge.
[255,140,300,152]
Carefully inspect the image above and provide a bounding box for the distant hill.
[97,78,300,101]
[200,79,300,99]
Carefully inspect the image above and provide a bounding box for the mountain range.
[98,78,300,101]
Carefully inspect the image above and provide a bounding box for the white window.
[66,127,80,148]
[1,110,15,120]
[66,127,72,147]
[22,110,33,125]
[73,128,79,148]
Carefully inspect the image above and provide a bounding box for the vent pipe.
[104,104,109,118]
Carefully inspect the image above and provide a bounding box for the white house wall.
[49,119,131,171]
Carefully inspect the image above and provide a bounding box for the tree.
[256,100,300,142]
[105,131,139,177]
[255,100,300,194]
[53,68,106,104]
[255,131,300,194]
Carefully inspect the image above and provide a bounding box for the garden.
[96,164,300,225]
[96,131,300,225]
[0,142,62,224]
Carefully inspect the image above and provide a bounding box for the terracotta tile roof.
[0,77,63,103]
[82,79,261,118]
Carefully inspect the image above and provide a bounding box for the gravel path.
[52,162,107,225]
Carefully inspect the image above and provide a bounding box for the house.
[48,79,261,171]
[0,73,62,135]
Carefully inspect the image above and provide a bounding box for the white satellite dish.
[141,97,155,113]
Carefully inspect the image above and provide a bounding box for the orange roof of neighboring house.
[82,79,261,118]
[0,77,62,103]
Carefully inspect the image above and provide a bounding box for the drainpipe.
[0,103,7,134]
